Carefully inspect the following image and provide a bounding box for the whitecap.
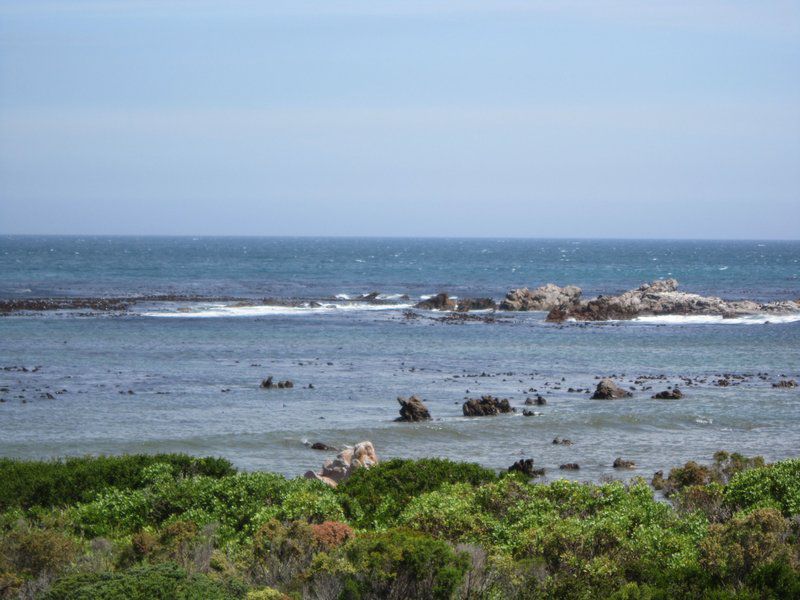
[632,313,800,326]
[141,301,413,318]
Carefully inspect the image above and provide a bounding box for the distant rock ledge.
[540,279,799,322]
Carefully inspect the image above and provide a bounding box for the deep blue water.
[1,236,799,480]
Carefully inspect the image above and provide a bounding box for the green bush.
[337,458,498,528]
[310,528,469,600]
[724,459,800,516]
[73,471,344,541]
[0,454,235,511]
[42,562,245,600]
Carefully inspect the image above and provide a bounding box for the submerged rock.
[308,442,336,451]
[552,437,573,446]
[395,395,432,422]
[500,284,582,312]
[560,463,580,470]
[773,379,798,388]
[652,388,683,399]
[456,297,497,312]
[525,395,547,406]
[462,395,514,417]
[613,457,636,469]
[304,441,378,487]
[260,376,293,389]
[591,379,632,399]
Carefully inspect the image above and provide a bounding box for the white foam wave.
[633,313,800,325]
[141,301,413,318]
[334,293,350,300]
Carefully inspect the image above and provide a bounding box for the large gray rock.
[591,378,632,399]
[395,395,432,422]
[500,284,582,311]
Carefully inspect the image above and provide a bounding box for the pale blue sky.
[1,1,798,238]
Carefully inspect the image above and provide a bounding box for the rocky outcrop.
[546,279,800,322]
[500,284,582,311]
[304,441,378,487]
[395,395,432,422]
[462,395,514,417]
[613,457,636,469]
[415,293,456,311]
[560,463,580,470]
[591,379,632,399]
[652,388,683,399]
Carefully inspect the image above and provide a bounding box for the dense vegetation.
[0,452,798,599]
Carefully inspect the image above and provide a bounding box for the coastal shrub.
[724,459,800,516]
[309,528,469,600]
[337,458,498,528]
[0,454,235,511]
[397,483,488,541]
[0,520,80,582]
[653,453,765,499]
[42,562,245,600]
[248,520,318,590]
[699,508,799,588]
[73,471,343,541]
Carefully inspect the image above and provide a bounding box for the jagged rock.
[652,388,683,399]
[462,395,514,417]
[591,379,632,399]
[395,395,432,422]
[613,457,636,469]
[773,379,798,388]
[522,409,539,417]
[500,284,582,311]
[415,293,456,311]
[456,298,497,312]
[525,395,547,406]
[548,279,800,322]
[304,441,378,487]
[560,463,580,470]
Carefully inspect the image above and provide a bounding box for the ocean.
[1,236,799,481]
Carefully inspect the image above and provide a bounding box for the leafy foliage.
[0,454,235,511]
[336,458,498,528]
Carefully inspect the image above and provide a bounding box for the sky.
[0,0,799,238]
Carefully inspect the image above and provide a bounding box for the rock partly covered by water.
[500,284,582,311]
[773,379,797,388]
[546,279,800,322]
[304,441,378,487]
[415,293,456,311]
[456,297,497,312]
[462,395,514,416]
[395,395,432,422]
[591,378,632,399]
[652,388,684,399]
[260,376,293,389]
[415,293,497,312]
